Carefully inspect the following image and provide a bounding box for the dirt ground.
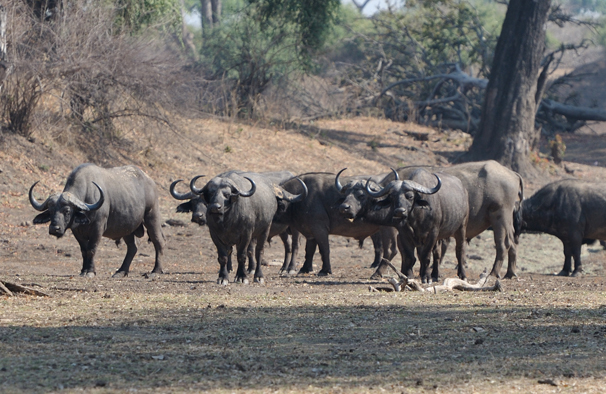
[2,116,606,393]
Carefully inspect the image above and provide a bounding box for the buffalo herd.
[28,160,605,283]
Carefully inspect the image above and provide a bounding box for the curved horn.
[402,174,442,195]
[237,177,256,198]
[189,175,206,195]
[281,177,308,203]
[84,182,105,211]
[170,180,196,200]
[335,168,347,194]
[365,178,393,198]
[390,168,400,181]
[29,181,50,211]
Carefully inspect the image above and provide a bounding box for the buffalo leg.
[383,227,399,261]
[278,231,292,273]
[398,232,417,278]
[559,242,573,276]
[504,242,518,279]
[144,212,165,275]
[210,232,231,285]
[246,241,256,274]
[417,244,433,284]
[316,232,332,276]
[113,233,137,278]
[370,232,383,268]
[253,229,271,283]
[282,228,300,275]
[453,227,467,281]
[571,240,584,276]
[234,241,251,284]
[77,233,102,277]
[298,238,317,274]
[488,222,508,279]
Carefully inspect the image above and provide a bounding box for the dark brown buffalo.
[521,179,606,276]
[170,171,302,274]
[29,164,165,277]
[276,172,399,276]
[365,168,469,282]
[189,171,305,284]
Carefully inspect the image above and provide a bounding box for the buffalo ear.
[414,199,430,209]
[74,212,90,225]
[33,211,51,224]
[176,201,193,213]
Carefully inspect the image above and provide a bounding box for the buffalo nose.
[339,203,350,213]
[394,207,407,218]
[208,203,222,214]
[50,225,62,234]
[192,212,206,224]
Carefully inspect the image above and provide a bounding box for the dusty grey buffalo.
[29,164,165,277]
[365,168,469,282]
[383,161,523,279]
[521,179,606,277]
[275,172,399,276]
[170,171,301,274]
[190,171,306,284]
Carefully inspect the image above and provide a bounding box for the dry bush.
[1,0,201,146]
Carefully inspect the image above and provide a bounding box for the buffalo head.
[170,179,207,225]
[335,168,381,221]
[191,174,256,217]
[364,171,441,222]
[29,181,105,237]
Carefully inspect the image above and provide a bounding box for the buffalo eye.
[405,191,414,200]
[62,206,72,215]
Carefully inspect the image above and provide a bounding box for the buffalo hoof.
[431,276,439,284]
[571,269,583,277]
[488,270,501,279]
[369,272,383,280]
[112,271,128,278]
[235,277,250,284]
[80,271,95,278]
[370,261,380,269]
[254,277,265,284]
[556,270,571,277]
[317,271,332,277]
[217,277,229,285]
[503,272,518,279]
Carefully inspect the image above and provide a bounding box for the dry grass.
[3,115,606,393]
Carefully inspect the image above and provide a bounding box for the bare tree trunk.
[0,5,8,93]
[462,0,552,177]
[211,0,221,25]
[200,0,213,34]
[0,5,7,62]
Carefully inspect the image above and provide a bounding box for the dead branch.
[376,259,502,293]
[0,280,50,297]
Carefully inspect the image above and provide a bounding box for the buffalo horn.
[281,177,308,202]
[390,168,400,181]
[334,168,347,194]
[365,178,393,198]
[170,180,197,200]
[29,181,50,211]
[83,182,105,211]
[237,177,256,198]
[402,174,442,195]
[190,175,206,195]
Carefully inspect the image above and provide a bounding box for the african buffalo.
[383,161,523,279]
[190,171,306,284]
[170,171,301,274]
[365,168,469,282]
[275,172,399,276]
[29,164,165,277]
[521,179,606,277]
